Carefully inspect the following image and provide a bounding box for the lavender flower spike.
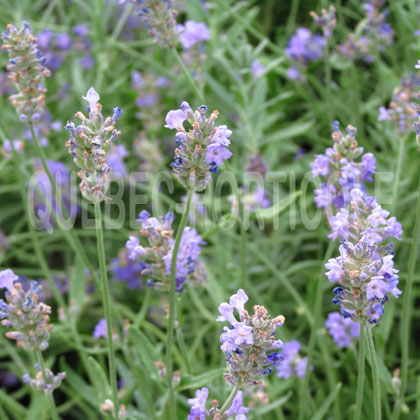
[1,22,51,121]
[276,340,310,378]
[125,211,207,292]
[166,102,232,191]
[217,289,285,386]
[326,312,360,348]
[65,87,123,203]
[187,387,249,420]
[23,363,65,395]
[0,280,53,351]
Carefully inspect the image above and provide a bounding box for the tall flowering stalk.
[0,270,63,420]
[66,87,123,418]
[163,101,232,419]
[187,289,284,419]
[1,21,100,296]
[378,74,419,215]
[312,122,402,420]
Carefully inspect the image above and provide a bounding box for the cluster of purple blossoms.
[65,87,123,203]
[165,101,232,191]
[325,188,402,324]
[111,247,145,289]
[108,144,128,180]
[217,289,285,386]
[31,159,78,231]
[311,122,376,217]
[129,0,178,47]
[338,0,393,62]
[187,387,249,420]
[246,152,268,177]
[275,341,309,379]
[176,21,210,50]
[310,5,336,38]
[176,21,211,82]
[37,29,72,71]
[0,274,53,351]
[126,210,207,292]
[285,27,325,81]
[325,312,360,348]
[132,71,167,130]
[313,122,402,325]
[378,74,420,134]
[1,22,51,122]
[251,59,265,78]
[37,25,93,71]
[327,188,402,242]
[23,363,65,395]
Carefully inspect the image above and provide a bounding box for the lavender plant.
[0,270,63,419]
[66,87,123,417]
[313,123,402,420]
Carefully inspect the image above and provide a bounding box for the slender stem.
[35,351,61,420]
[94,203,118,419]
[240,206,247,288]
[28,123,100,288]
[324,37,333,123]
[171,48,204,103]
[219,386,240,416]
[391,136,405,216]
[354,324,366,420]
[299,240,336,420]
[400,172,420,399]
[366,326,381,420]
[165,188,193,420]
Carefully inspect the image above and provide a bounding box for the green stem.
[240,211,247,289]
[366,326,381,420]
[94,203,118,419]
[391,136,405,216]
[35,351,61,420]
[219,386,240,416]
[29,123,100,288]
[171,48,204,103]
[324,37,333,123]
[299,240,336,420]
[400,172,420,400]
[165,189,193,420]
[354,324,366,420]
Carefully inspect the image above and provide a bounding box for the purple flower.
[378,106,391,121]
[0,269,18,291]
[286,66,302,80]
[251,59,265,78]
[226,391,250,419]
[93,318,107,339]
[165,109,186,129]
[126,236,147,260]
[206,143,232,165]
[108,144,128,178]
[167,101,233,191]
[187,387,208,420]
[325,312,360,348]
[286,27,325,65]
[276,340,309,378]
[79,55,94,70]
[218,290,285,386]
[177,21,211,49]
